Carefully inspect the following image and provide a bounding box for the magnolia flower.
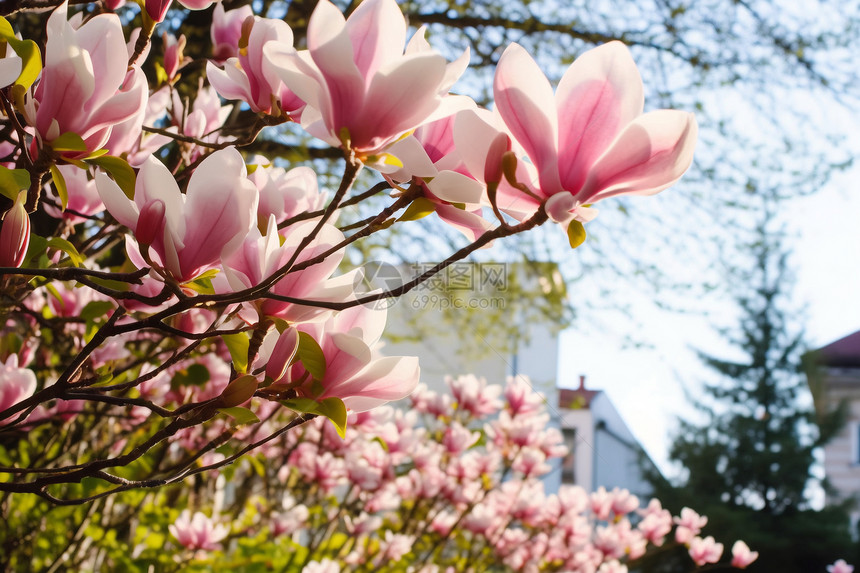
[0,191,30,268]
[250,163,327,225]
[829,560,856,573]
[731,540,759,569]
[0,355,37,420]
[264,0,469,160]
[27,2,147,157]
[211,2,254,61]
[458,41,696,231]
[168,510,228,551]
[288,304,420,412]
[207,16,304,115]
[688,536,723,566]
[96,147,258,283]
[43,165,104,224]
[674,506,708,544]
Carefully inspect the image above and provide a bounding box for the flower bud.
[484,132,511,189]
[0,191,30,268]
[266,327,299,383]
[220,374,258,407]
[136,199,165,247]
[145,0,173,24]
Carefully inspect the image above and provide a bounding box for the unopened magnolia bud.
[136,199,166,246]
[220,374,258,407]
[501,150,519,186]
[266,327,300,383]
[484,132,511,186]
[0,191,30,268]
[145,0,172,24]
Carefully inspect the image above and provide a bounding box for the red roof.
[558,375,600,409]
[815,330,860,368]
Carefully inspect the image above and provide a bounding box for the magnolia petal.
[0,56,22,88]
[584,110,698,202]
[494,43,560,194]
[95,171,139,230]
[346,0,406,81]
[385,135,438,181]
[557,41,644,194]
[426,170,484,205]
[135,156,185,242]
[207,60,253,104]
[354,52,446,150]
[434,203,493,243]
[336,356,420,412]
[306,0,365,134]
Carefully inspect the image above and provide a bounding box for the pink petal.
[493,43,560,194]
[346,0,406,81]
[583,110,698,202]
[556,41,644,194]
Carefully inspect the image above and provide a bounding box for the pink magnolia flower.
[211,2,254,61]
[96,147,258,283]
[829,560,855,573]
[688,535,723,567]
[43,165,104,224]
[0,355,37,420]
[386,113,492,241]
[27,2,147,158]
[168,510,228,551]
[731,540,759,569]
[264,0,469,160]
[170,83,232,161]
[448,374,502,417]
[249,163,327,225]
[217,217,355,324]
[207,16,304,116]
[287,304,420,412]
[0,191,30,268]
[458,41,697,231]
[674,506,708,544]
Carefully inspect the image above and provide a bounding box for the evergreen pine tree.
[642,214,855,572]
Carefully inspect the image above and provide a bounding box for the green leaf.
[221,332,250,373]
[281,397,320,414]
[397,197,436,222]
[22,233,47,268]
[46,237,84,266]
[567,220,587,249]
[295,331,326,381]
[172,363,210,387]
[87,155,136,199]
[0,17,42,91]
[0,166,30,201]
[317,397,347,438]
[80,300,116,322]
[49,164,68,211]
[218,406,260,426]
[50,132,87,153]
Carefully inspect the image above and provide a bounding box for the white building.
[809,329,860,529]
[378,261,659,495]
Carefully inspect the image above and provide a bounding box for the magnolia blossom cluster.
[157,375,755,573]
[0,0,697,486]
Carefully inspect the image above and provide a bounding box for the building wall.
[821,368,860,506]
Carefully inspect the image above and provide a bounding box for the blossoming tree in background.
[0,0,849,570]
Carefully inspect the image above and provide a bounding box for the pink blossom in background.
[249,162,327,225]
[210,2,253,61]
[688,535,724,566]
[96,147,258,283]
[264,0,469,159]
[731,540,759,569]
[674,506,708,544]
[829,560,856,573]
[207,15,304,115]
[168,510,228,551]
[448,374,502,417]
[43,165,104,224]
[0,355,37,420]
[26,2,147,157]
